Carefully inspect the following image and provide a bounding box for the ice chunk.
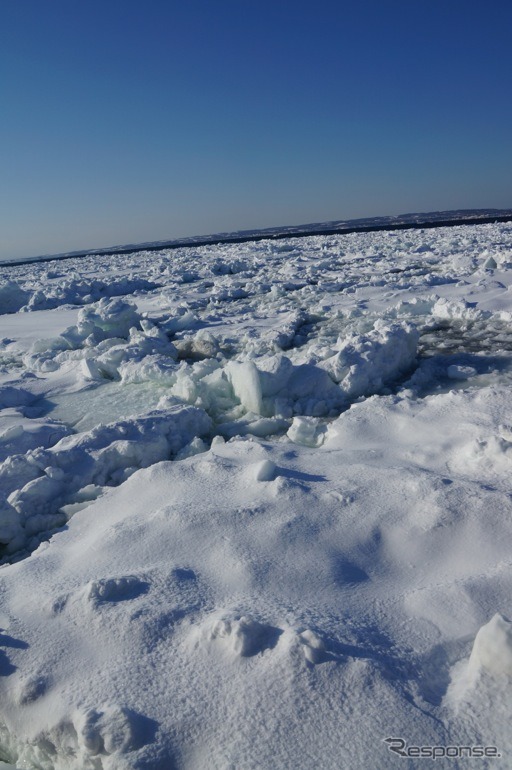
[8,474,65,517]
[254,355,294,397]
[174,330,220,361]
[320,322,419,398]
[286,364,340,402]
[391,296,437,317]
[287,416,326,447]
[432,297,488,322]
[483,255,498,269]
[75,298,142,342]
[81,358,104,382]
[119,355,178,384]
[226,360,263,415]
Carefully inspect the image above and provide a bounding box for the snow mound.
[202,614,282,658]
[295,628,327,664]
[84,575,150,608]
[469,613,512,676]
[0,704,150,770]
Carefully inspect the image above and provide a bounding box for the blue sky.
[2,1,511,259]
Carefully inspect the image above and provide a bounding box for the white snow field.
[1,222,512,768]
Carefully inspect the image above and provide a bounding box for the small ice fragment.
[447,365,477,380]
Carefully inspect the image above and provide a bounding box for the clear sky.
[2,0,511,260]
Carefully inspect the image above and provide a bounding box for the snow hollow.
[1,222,512,768]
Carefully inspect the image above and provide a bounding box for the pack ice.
[1,222,512,768]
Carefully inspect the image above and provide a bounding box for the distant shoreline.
[2,209,512,269]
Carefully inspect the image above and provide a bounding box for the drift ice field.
[1,221,512,768]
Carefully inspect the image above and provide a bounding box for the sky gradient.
[2,0,512,260]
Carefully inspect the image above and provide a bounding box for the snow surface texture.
[1,223,512,767]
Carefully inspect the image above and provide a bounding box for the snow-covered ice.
[1,222,512,767]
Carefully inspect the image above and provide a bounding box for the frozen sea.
[1,220,512,767]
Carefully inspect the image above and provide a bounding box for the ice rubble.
[0,300,419,557]
[1,222,512,767]
[0,275,159,314]
[0,405,211,559]
[0,283,425,559]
